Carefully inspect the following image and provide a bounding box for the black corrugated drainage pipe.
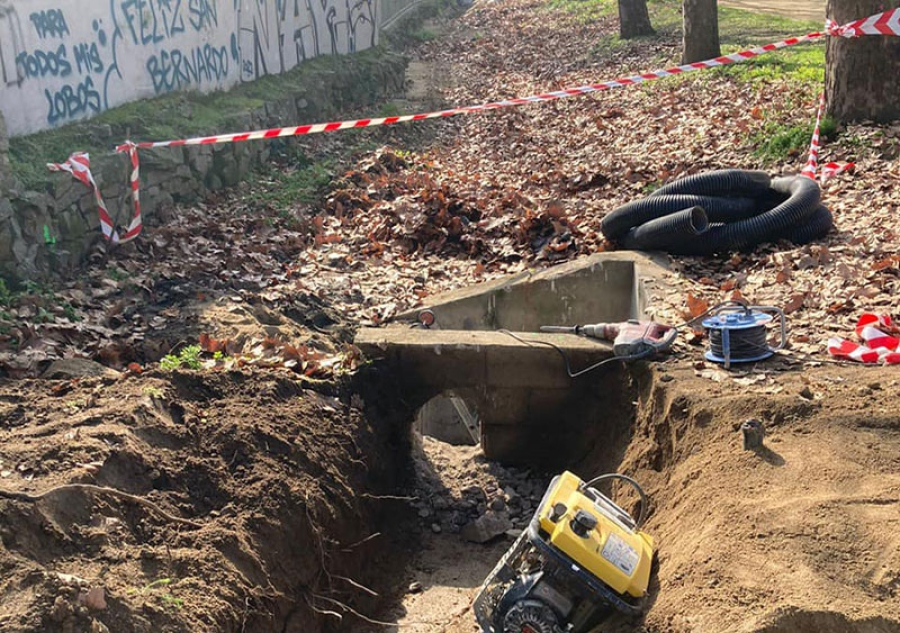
[600,170,831,255]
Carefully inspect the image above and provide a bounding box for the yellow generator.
[473,472,655,633]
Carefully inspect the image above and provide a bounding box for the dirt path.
[720,0,824,23]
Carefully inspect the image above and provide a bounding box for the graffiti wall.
[0,0,379,137]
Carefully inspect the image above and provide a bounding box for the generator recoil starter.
[473,472,655,633]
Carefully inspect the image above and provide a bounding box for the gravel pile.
[408,436,552,542]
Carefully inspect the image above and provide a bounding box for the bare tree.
[826,0,900,122]
[618,0,655,39]
[682,0,720,64]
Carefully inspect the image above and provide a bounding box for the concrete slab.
[355,328,614,391]
[397,251,670,331]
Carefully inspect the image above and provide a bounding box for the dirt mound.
[611,364,900,632]
[0,367,415,633]
[755,608,899,633]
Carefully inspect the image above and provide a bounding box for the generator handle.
[580,473,648,529]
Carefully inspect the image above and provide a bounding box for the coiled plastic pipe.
[601,170,831,255]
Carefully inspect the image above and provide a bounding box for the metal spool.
[702,305,786,368]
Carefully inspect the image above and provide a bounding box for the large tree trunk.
[618,0,655,39]
[682,0,720,64]
[826,0,900,123]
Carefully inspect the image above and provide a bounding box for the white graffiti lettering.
[0,0,385,136]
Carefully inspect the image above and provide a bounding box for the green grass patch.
[718,6,820,48]
[752,116,836,161]
[718,6,824,86]
[379,101,404,117]
[160,345,203,371]
[411,28,438,42]
[548,0,823,88]
[249,158,336,210]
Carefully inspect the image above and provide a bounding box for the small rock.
[78,587,106,611]
[417,508,431,519]
[868,382,882,391]
[463,485,486,501]
[489,497,506,511]
[408,581,423,594]
[430,523,442,534]
[50,596,74,622]
[461,511,513,544]
[55,573,88,586]
[432,496,449,511]
[660,374,674,382]
[799,386,814,400]
[43,359,121,380]
[91,619,110,633]
[505,529,522,539]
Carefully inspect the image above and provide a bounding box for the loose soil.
[0,367,420,633]
[2,0,899,632]
[2,357,899,632]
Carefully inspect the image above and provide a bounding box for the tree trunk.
[618,0,655,39]
[682,0,720,64]
[826,0,900,123]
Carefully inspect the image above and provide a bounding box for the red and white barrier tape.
[49,8,899,243]
[800,93,855,183]
[827,314,900,364]
[826,8,900,37]
[120,33,825,151]
[47,152,142,244]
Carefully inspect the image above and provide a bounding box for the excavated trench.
[2,345,899,633]
[2,255,898,633]
[346,359,900,633]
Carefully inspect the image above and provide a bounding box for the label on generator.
[601,533,639,576]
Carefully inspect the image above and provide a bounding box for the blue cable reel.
[702,305,786,368]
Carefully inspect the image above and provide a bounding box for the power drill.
[540,319,677,358]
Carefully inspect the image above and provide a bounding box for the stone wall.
[0,0,381,137]
[0,52,408,281]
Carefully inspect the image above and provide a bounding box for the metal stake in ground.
[741,419,766,451]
